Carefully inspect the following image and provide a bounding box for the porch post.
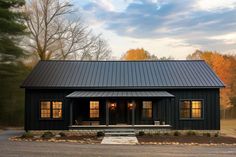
[132,100,135,126]
[106,101,109,126]
[70,101,73,126]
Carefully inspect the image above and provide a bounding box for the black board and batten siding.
[25,88,220,130]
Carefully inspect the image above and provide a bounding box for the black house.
[21,60,224,131]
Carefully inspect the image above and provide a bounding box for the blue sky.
[73,0,236,59]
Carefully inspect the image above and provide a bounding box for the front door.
[109,100,127,125]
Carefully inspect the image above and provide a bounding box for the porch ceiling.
[66,91,174,98]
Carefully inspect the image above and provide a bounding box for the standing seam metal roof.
[21,60,225,88]
[66,91,174,98]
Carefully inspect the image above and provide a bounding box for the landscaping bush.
[186,131,196,136]
[21,131,34,138]
[163,132,170,136]
[214,133,219,137]
[203,133,211,137]
[173,131,181,136]
[155,132,160,136]
[97,131,105,137]
[138,131,145,136]
[59,132,66,137]
[42,131,54,139]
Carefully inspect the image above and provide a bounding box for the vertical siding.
[25,88,220,130]
[168,89,220,130]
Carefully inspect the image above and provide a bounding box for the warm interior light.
[128,103,134,110]
[110,103,116,110]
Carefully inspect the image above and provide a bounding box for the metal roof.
[66,91,175,98]
[21,60,225,89]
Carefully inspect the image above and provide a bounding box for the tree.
[24,0,111,60]
[122,48,156,60]
[0,0,30,126]
[187,50,236,114]
[159,56,174,60]
[92,37,111,60]
[0,0,26,62]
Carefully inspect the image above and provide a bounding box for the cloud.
[195,0,236,11]
[76,0,236,58]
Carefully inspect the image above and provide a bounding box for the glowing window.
[142,101,152,118]
[90,101,99,118]
[180,100,191,118]
[52,101,62,119]
[180,100,203,119]
[192,101,202,118]
[40,101,51,118]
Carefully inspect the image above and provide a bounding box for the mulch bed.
[137,135,236,145]
[10,134,102,144]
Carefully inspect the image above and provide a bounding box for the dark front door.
[109,100,127,125]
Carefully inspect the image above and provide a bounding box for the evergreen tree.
[0,0,26,61]
[0,0,29,126]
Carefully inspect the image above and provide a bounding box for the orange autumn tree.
[122,48,157,60]
[187,50,235,112]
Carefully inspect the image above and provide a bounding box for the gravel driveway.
[0,130,236,157]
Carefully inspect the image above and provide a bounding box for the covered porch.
[66,91,174,129]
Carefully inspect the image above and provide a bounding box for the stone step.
[101,136,139,145]
[105,129,135,133]
[105,132,136,136]
[104,129,135,136]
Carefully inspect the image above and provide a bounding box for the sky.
[73,0,236,59]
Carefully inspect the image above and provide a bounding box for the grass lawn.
[221,119,236,138]
[137,135,236,144]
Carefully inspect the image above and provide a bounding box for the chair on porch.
[74,116,83,125]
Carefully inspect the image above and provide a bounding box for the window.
[90,101,99,118]
[192,101,202,118]
[40,101,51,118]
[52,101,62,119]
[180,100,203,119]
[180,101,191,118]
[142,101,152,119]
[40,101,63,119]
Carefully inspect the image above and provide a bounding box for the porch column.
[132,100,135,126]
[106,101,109,126]
[69,101,73,126]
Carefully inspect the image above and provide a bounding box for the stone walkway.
[101,136,139,145]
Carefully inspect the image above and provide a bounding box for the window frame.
[52,101,63,119]
[179,99,204,120]
[89,101,100,119]
[39,99,63,120]
[40,101,51,119]
[142,101,153,120]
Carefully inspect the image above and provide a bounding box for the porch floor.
[69,125,172,130]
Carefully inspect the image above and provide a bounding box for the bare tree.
[24,0,111,60]
[24,0,72,60]
[92,37,111,60]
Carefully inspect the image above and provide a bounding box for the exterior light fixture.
[128,103,134,110]
[110,103,117,110]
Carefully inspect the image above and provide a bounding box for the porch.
[66,91,175,129]
[69,124,172,130]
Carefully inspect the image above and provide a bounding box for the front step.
[104,129,135,137]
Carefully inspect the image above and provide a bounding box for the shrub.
[138,131,145,136]
[97,131,105,137]
[155,132,160,136]
[59,132,66,137]
[42,131,54,139]
[164,132,170,136]
[203,133,211,137]
[214,133,219,137]
[186,131,196,136]
[173,131,181,136]
[21,132,34,139]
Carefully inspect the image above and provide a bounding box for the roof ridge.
[39,60,205,62]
